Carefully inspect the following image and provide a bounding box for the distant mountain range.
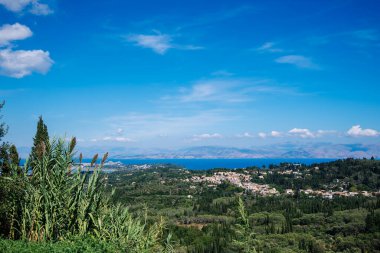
[17,142,380,159]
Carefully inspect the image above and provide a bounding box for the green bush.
[0,138,171,252]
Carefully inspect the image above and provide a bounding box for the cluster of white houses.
[285,188,378,199]
[188,171,379,198]
[189,171,279,196]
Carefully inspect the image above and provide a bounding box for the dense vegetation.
[1,103,379,252]
[0,108,171,252]
[253,159,380,192]
[106,160,380,252]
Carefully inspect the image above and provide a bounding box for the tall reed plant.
[8,138,171,252]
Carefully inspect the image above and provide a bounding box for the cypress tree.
[9,145,21,175]
[0,102,10,175]
[9,145,20,166]
[0,143,10,175]
[0,144,20,176]
[30,116,50,164]
[0,101,8,142]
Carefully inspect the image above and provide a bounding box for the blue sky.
[1,0,380,151]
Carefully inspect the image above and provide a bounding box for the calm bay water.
[20,158,338,170]
[100,158,337,170]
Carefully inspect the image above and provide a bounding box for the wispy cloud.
[288,128,315,138]
[350,29,379,41]
[257,131,282,139]
[236,132,254,138]
[315,130,337,137]
[0,0,53,15]
[191,133,223,141]
[163,77,305,104]
[256,42,283,53]
[176,5,253,31]
[288,128,338,138]
[211,70,234,77]
[126,32,202,55]
[29,1,53,15]
[307,29,379,47]
[104,110,232,140]
[127,33,172,54]
[101,136,134,142]
[275,55,319,69]
[91,128,135,143]
[258,132,267,138]
[177,79,253,103]
[347,125,379,137]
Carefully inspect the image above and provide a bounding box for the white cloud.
[170,78,282,103]
[256,42,283,53]
[126,32,201,55]
[102,136,133,142]
[192,133,222,141]
[0,0,30,12]
[0,0,53,15]
[0,48,53,78]
[347,125,379,137]
[270,131,282,137]
[257,131,282,138]
[0,23,32,46]
[128,33,172,54]
[275,55,318,69]
[315,130,337,137]
[0,23,53,78]
[105,111,231,140]
[286,128,338,138]
[179,81,245,103]
[288,128,315,138]
[258,132,267,138]
[30,1,53,15]
[236,132,254,138]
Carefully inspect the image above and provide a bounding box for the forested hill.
[313,158,379,186]
[251,158,380,192]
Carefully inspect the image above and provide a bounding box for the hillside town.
[186,169,380,198]
[189,171,279,196]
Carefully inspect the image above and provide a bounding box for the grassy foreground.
[0,236,121,253]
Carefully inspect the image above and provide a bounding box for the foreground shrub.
[1,138,170,252]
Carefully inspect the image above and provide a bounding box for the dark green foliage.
[0,144,20,176]
[104,161,380,252]
[9,145,20,167]
[256,158,380,191]
[1,138,169,252]
[29,116,49,166]
[365,209,380,232]
[0,143,11,175]
[0,176,26,239]
[0,101,8,142]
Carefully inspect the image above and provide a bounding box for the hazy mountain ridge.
[17,143,380,159]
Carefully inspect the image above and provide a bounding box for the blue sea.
[96,158,337,170]
[20,158,338,170]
